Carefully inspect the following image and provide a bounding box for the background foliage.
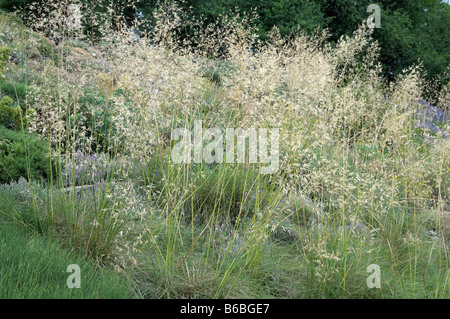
[0,125,53,183]
[2,0,448,85]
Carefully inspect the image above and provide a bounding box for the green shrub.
[0,125,54,183]
[0,46,11,74]
[0,81,28,101]
[0,96,22,128]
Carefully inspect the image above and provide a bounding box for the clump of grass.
[201,67,222,86]
[141,148,282,224]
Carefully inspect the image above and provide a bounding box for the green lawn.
[0,221,135,298]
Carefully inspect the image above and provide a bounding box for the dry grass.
[0,1,448,298]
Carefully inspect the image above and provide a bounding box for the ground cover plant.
[0,1,448,299]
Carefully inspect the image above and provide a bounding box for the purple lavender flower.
[410,99,449,138]
[62,151,112,186]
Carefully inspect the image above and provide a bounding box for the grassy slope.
[0,220,134,298]
[0,8,448,299]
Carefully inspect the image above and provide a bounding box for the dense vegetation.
[0,1,448,299]
[2,0,449,88]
